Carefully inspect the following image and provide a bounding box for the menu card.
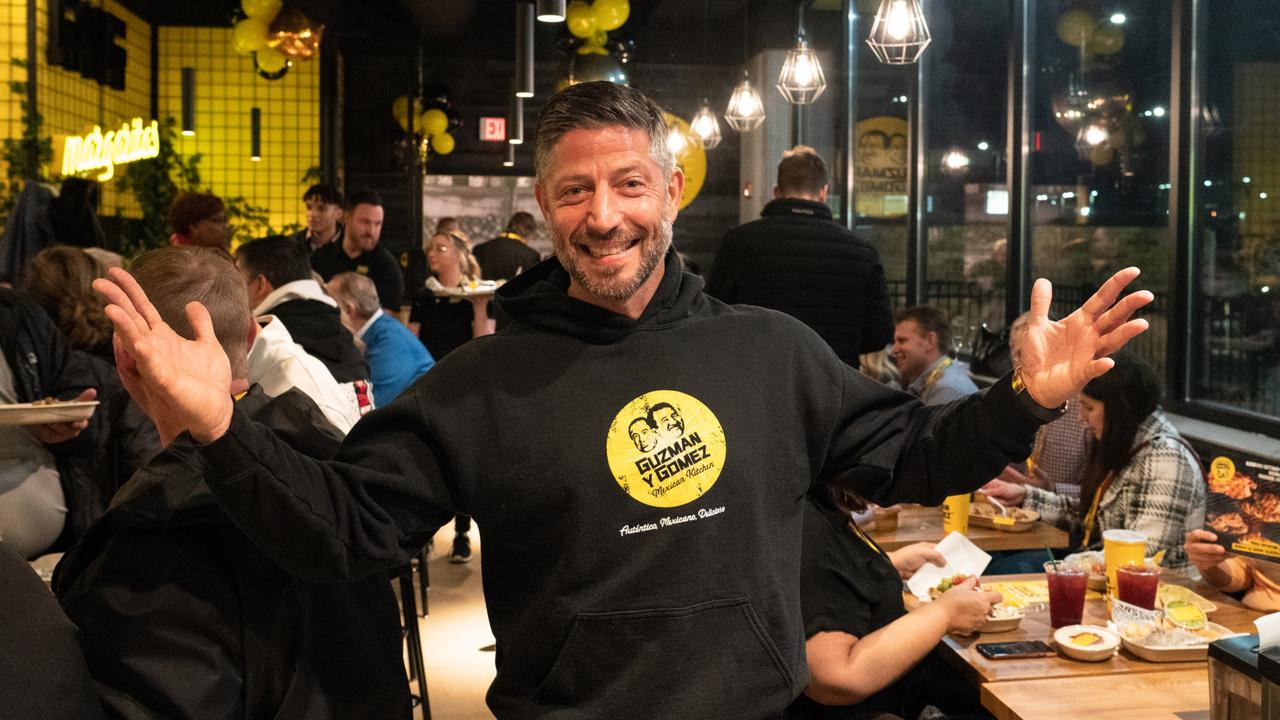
[1203,450,1280,564]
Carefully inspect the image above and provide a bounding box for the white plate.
[1053,625,1120,662]
[0,401,99,426]
[979,613,1024,634]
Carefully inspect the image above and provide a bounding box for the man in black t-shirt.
[473,211,541,281]
[310,191,403,313]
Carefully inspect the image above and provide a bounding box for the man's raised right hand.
[94,267,234,444]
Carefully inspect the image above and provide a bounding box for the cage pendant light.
[867,0,932,65]
[690,99,722,150]
[777,33,827,104]
[725,73,765,132]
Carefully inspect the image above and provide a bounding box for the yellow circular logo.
[1210,456,1236,484]
[606,390,727,508]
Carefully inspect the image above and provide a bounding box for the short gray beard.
[558,218,673,302]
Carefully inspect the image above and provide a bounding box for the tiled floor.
[411,522,495,720]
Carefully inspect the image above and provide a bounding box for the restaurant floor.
[412,522,496,719]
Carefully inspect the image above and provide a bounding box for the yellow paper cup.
[1103,528,1147,604]
[942,493,971,534]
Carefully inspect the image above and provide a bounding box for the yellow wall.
[1235,63,1280,286]
[158,26,319,235]
[0,1,25,151]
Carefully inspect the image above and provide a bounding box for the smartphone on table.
[975,640,1055,660]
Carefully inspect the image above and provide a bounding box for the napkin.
[906,531,992,601]
[1255,612,1280,651]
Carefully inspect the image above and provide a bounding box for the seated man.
[235,235,369,383]
[328,272,434,406]
[54,247,409,719]
[892,305,978,406]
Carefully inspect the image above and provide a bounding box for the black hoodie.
[198,248,1043,719]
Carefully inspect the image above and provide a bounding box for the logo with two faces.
[606,390,727,508]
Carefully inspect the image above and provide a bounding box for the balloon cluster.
[232,0,325,80]
[1055,10,1124,56]
[392,84,462,157]
[565,0,630,54]
[556,0,634,91]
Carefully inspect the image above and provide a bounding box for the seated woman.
[789,485,1001,720]
[1185,530,1280,611]
[983,354,1205,572]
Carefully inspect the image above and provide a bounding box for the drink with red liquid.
[1116,562,1161,610]
[1044,561,1089,628]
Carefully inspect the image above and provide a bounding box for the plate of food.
[0,399,99,427]
[928,573,973,601]
[969,502,1040,532]
[977,603,1024,634]
[426,277,502,298]
[1053,625,1120,662]
[1118,619,1240,663]
[1063,550,1111,592]
[1156,584,1217,613]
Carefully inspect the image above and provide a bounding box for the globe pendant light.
[689,99,722,150]
[777,33,826,105]
[867,0,932,65]
[725,73,765,132]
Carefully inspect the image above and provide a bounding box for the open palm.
[94,268,235,443]
[1018,267,1153,409]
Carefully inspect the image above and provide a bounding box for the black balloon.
[446,109,463,133]
[422,83,452,110]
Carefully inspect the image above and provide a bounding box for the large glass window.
[921,0,1010,353]
[1029,0,1171,375]
[1191,0,1280,419]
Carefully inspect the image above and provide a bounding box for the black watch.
[1011,367,1068,423]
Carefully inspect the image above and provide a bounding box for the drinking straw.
[1045,547,1058,572]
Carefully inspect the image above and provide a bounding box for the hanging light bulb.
[725,74,766,132]
[666,125,689,158]
[777,35,827,104]
[867,0,932,65]
[689,100,722,150]
[940,148,970,176]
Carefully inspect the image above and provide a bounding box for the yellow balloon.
[420,108,448,136]
[588,29,608,48]
[431,132,456,155]
[1056,9,1095,47]
[566,0,597,39]
[662,112,705,210]
[256,48,289,74]
[233,17,269,54]
[242,0,282,20]
[592,0,630,32]
[1092,24,1125,55]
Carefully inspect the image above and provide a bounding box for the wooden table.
[940,572,1262,685]
[980,669,1210,720]
[870,506,1069,553]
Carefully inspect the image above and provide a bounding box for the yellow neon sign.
[60,118,161,182]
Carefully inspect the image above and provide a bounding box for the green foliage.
[300,165,322,186]
[0,59,54,218]
[116,117,201,257]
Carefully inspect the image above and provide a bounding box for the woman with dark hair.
[984,354,1205,571]
[789,485,1001,719]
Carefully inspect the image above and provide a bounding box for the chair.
[396,566,431,719]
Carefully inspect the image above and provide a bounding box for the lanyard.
[847,520,891,562]
[1079,471,1116,549]
[923,356,954,389]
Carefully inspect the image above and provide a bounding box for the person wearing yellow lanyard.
[983,354,1205,573]
[893,305,979,406]
[793,485,1003,719]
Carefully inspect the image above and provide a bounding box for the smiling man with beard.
[95,81,1154,719]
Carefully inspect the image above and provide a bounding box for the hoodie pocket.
[534,597,795,716]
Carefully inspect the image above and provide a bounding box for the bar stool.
[396,565,431,719]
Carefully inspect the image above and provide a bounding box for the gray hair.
[534,81,674,184]
[328,272,382,320]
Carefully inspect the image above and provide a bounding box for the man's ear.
[245,317,259,349]
[665,167,686,222]
[818,185,830,203]
[925,331,939,353]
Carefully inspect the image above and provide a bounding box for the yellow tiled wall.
[1234,63,1280,286]
[158,26,320,235]
[0,1,25,150]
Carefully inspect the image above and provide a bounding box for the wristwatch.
[1010,366,1068,423]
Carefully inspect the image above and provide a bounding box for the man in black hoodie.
[708,145,893,368]
[96,82,1153,719]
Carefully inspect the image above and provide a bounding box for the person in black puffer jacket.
[707,146,894,368]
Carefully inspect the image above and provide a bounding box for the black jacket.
[0,289,159,550]
[195,249,1043,719]
[474,235,541,280]
[54,387,410,720]
[707,198,894,366]
[267,298,369,382]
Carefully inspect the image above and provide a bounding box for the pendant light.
[250,107,261,161]
[724,3,764,131]
[181,67,196,136]
[690,99,722,150]
[508,93,525,146]
[777,30,826,104]
[503,141,516,167]
[940,148,970,176]
[536,0,566,22]
[515,2,535,98]
[866,0,932,65]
